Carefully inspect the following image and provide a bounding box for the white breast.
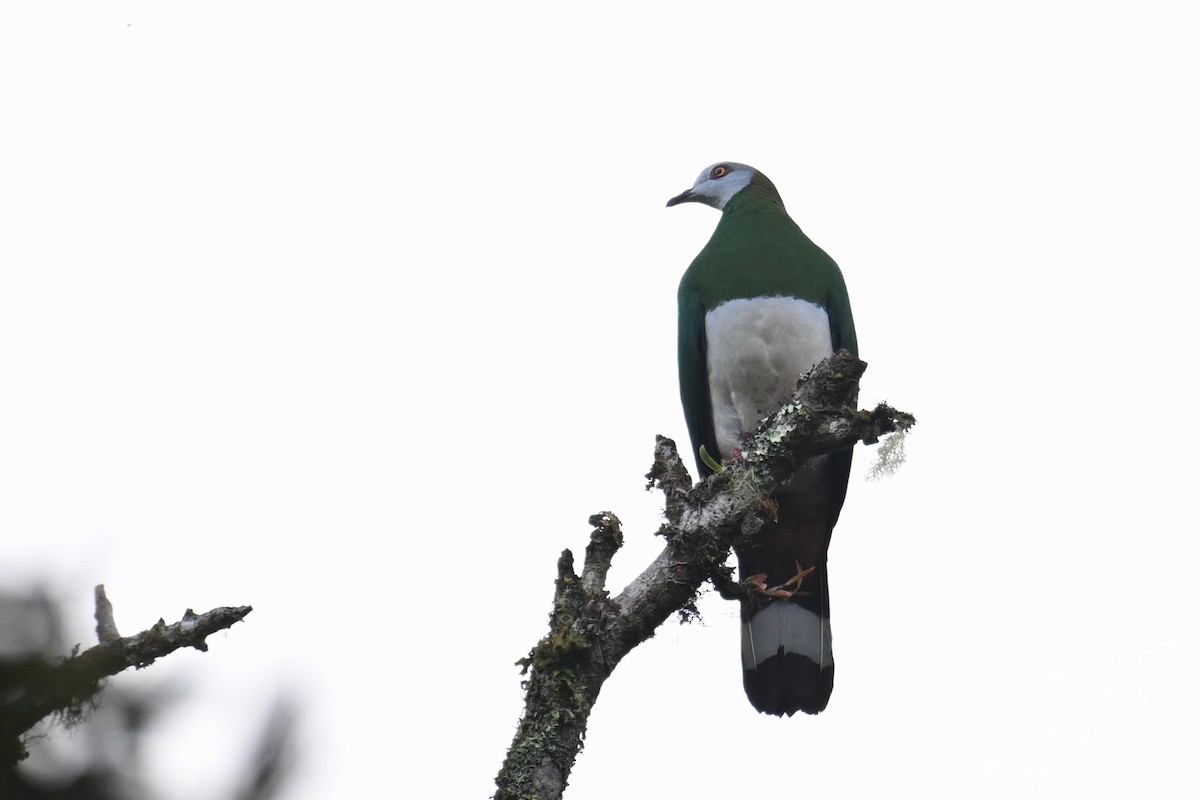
[705,297,832,458]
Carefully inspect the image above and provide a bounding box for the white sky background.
[2,2,1198,798]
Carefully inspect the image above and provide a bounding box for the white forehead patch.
[690,162,756,209]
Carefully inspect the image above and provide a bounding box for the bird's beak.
[666,189,696,207]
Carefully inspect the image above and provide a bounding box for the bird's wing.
[677,283,719,477]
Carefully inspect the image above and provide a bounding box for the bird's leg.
[743,573,771,594]
[726,430,755,464]
[748,562,816,600]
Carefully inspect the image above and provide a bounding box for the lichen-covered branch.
[0,585,252,766]
[494,350,915,800]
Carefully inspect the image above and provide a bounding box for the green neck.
[726,173,785,212]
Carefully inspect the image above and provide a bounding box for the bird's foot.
[745,562,816,600]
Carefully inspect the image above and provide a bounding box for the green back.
[677,189,857,476]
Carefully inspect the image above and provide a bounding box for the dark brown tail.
[740,563,833,716]
[735,474,841,716]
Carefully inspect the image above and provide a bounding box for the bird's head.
[667,162,777,210]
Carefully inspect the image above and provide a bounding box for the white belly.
[705,297,833,458]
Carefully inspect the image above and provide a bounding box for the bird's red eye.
[710,165,729,179]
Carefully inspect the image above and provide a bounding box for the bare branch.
[94,584,121,644]
[494,350,915,799]
[1,588,252,765]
